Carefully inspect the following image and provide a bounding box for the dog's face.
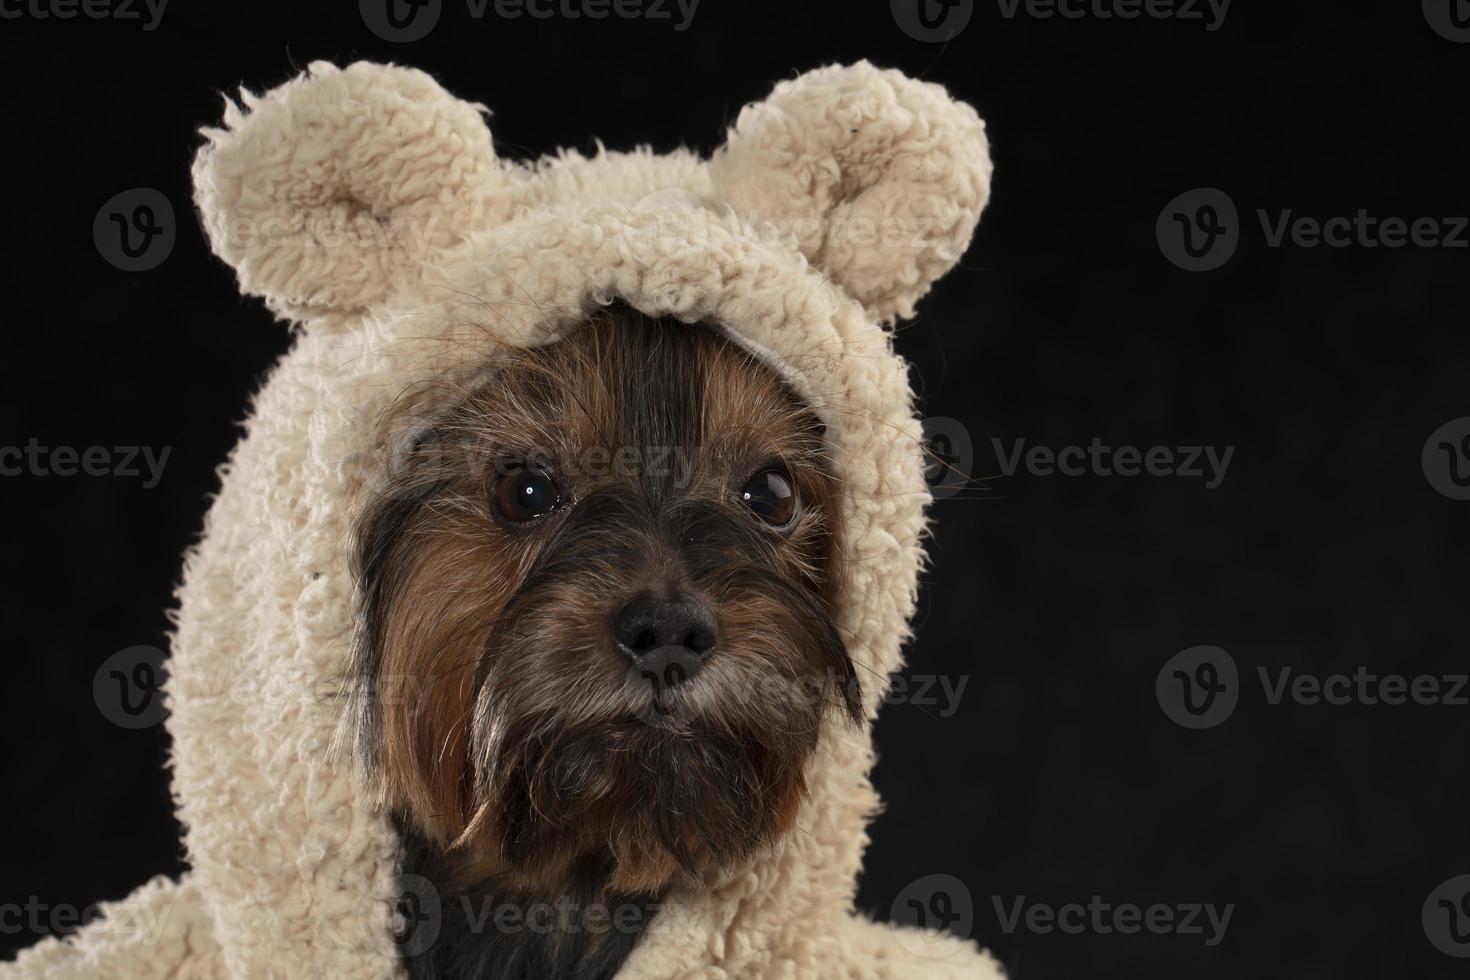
[350,306,859,894]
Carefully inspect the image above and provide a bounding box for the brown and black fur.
[348,303,860,979]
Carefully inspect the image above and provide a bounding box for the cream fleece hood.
[7,61,999,979]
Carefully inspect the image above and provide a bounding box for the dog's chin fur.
[347,303,858,919]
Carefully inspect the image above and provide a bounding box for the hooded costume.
[6,61,999,978]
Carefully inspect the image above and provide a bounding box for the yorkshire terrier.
[348,303,861,979]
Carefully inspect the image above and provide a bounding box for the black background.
[2,2,1468,978]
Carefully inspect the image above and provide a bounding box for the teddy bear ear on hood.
[192,61,513,324]
[708,61,993,324]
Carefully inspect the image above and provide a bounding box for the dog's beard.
[348,303,857,899]
[462,493,858,893]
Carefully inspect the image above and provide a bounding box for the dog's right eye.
[491,466,560,525]
[739,467,799,529]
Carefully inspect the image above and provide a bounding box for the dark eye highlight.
[739,468,799,529]
[492,464,560,525]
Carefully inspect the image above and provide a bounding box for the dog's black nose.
[611,592,718,664]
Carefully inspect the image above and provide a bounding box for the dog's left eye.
[492,466,560,524]
[740,468,799,528]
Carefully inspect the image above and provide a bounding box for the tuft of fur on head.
[347,303,858,902]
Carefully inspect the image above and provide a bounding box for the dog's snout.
[611,592,718,663]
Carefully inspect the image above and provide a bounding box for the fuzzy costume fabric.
[5,61,999,978]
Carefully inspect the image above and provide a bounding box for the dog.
[347,303,862,979]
